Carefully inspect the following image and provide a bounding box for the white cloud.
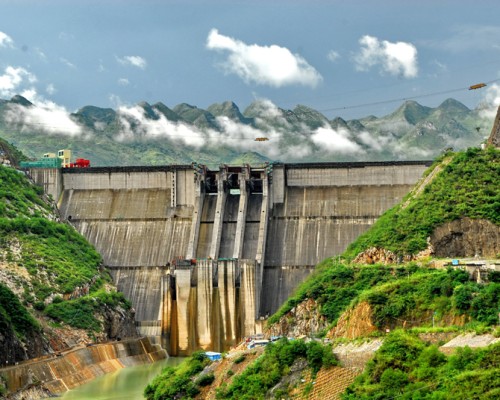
[206,29,322,88]
[0,31,14,48]
[248,98,292,129]
[4,91,87,138]
[213,116,285,159]
[109,94,124,108]
[35,48,47,61]
[0,66,37,97]
[115,105,206,147]
[478,83,500,120]
[118,78,130,86]
[117,55,147,69]
[357,131,393,152]
[431,60,448,73]
[327,50,340,62]
[0,64,87,138]
[354,35,418,78]
[98,60,106,72]
[114,101,300,159]
[46,83,56,95]
[310,126,364,154]
[60,57,76,69]
[58,31,74,41]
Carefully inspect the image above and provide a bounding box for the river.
[60,358,184,400]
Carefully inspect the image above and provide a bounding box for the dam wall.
[58,167,194,267]
[32,161,430,354]
[0,337,166,396]
[28,168,63,202]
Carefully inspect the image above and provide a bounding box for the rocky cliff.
[430,217,500,257]
[265,298,328,338]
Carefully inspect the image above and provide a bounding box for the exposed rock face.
[101,304,138,341]
[0,305,138,367]
[0,324,48,367]
[353,247,400,264]
[7,386,53,400]
[265,298,328,338]
[430,217,500,257]
[327,301,378,340]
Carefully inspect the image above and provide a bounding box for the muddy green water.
[60,358,184,400]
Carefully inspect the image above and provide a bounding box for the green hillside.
[270,261,499,333]
[0,164,131,356]
[343,331,499,399]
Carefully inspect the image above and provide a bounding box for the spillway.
[219,193,240,258]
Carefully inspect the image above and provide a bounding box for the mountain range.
[0,95,492,167]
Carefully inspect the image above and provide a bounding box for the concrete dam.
[29,161,431,355]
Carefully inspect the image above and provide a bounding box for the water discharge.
[60,358,184,400]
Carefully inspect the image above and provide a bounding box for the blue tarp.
[205,351,222,361]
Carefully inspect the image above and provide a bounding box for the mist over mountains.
[0,95,493,166]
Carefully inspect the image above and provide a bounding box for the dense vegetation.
[0,165,50,218]
[345,147,500,258]
[144,351,211,400]
[268,262,400,326]
[361,268,500,329]
[0,217,102,296]
[343,330,500,399]
[45,290,131,331]
[216,339,337,399]
[0,164,129,333]
[270,261,499,334]
[0,283,40,339]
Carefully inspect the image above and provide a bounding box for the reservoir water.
[60,358,184,400]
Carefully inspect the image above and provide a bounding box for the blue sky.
[1,0,500,122]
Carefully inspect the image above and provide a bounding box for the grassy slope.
[270,261,499,331]
[343,331,499,399]
[0,165,129,333]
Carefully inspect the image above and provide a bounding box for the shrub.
[0,283,40,338]
[144,352,210,400]
[234,354,246,364]
[196,373,215,386]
